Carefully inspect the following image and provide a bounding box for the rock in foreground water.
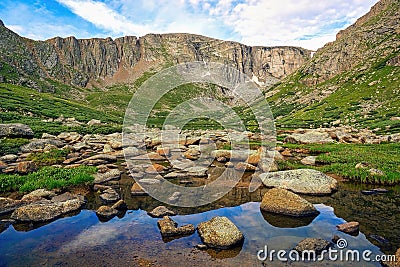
[260,188,319,217]
[158,216,195,237]
[197,216,244,249]
[295,238,331,255]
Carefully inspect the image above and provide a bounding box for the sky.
[0,0,379,50]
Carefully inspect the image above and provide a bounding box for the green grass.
[26,149,69,166]
[0,83,123,137]
[0,138,29,156]
[0,166,97,193]
[281,143,400,185]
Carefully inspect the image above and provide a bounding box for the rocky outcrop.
[260,169,338,195]
[0,124,34,138]
[260,188,319,217]
[300,0,399,85]
[0,21,310,89]
[197,216,244,249]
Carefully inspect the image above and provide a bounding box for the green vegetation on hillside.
[0,83,122,137]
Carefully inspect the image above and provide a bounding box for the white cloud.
[56,0,152,36]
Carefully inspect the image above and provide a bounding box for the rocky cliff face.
[300,0,399,86]
[0,22,310,89]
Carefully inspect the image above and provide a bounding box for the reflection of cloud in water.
[59,220,139,253]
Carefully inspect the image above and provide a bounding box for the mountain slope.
[268,0,400,133]
[0,20,310,91]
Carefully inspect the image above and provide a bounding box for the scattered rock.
[148,206,176,218]
[145,164,166,174]
[0,197,24,215]
[336,221,359,235]
[87,119,102,126]
[157,216,195,237]
[96,206,118,219]
[369,168,385,176]
[156,147,170,156]
[131,183,148,196]
[361,190,377,195]
[168,192,181,203]
[94,169,121,184]
[285,130,334,144]
[195,244,208,250]
[184,148,201,160]
[138,178,162,185]
[99,188,120,203]
[16,161,37,174]
[260,188,319,217]
[260,169,338,195]
[234,162,257,172]
[0,124,34,138]
[111,200,127,211]
[0,154,18,163]
[372,188,389,193]
[281,149,292,157]
[21,139,64,153]
[295,238,331,255]
[301,156,317,166]
[184,166,208,177]
[103,144,113,153]
[22,189,56,200]
[355,162,371,169]
[197,216,244,249]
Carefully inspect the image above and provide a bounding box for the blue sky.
[0,0,379,50]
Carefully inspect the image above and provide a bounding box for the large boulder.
[0,124,34,138]
[21,139,64,152]
[197,216,244,249]
[260,169,337,195]
[10,193,85,222]
[260,188,319,217]
[284,130,334,144]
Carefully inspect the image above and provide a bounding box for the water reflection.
[260,210,318,228]
[0,202,384,266]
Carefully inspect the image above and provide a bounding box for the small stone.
[96,206,118,219]
[301,156,317,166]
[234,162,257,172]
[16,161,37,174]
[111,200,127,211]
[145,164,166,174]
[355,162,371,169]
[148,206,176,218]
[369,168,385,176]
[195,244,208,250]
[158,216,195,237]
[131,183,148,196]
[99,188,120,203]
[337,221,359,235]
[156,147,170,156]
[295,238,331,256]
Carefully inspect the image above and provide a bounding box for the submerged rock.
[158,216,195,237]
[260,169,337,195]
[295,238,331,255]
[197,216,244,249]
[336,221,359,235]
[148,206,176,218]
[260,188,319,217]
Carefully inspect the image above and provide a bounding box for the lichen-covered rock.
[148,206,176,218]
[336,221,360,235]
[260,169,337,195]
[96,206,118,219]
[157,216,195,237]
[197,216,244,249]
[0,124,34,138]
[260,188,319,217]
